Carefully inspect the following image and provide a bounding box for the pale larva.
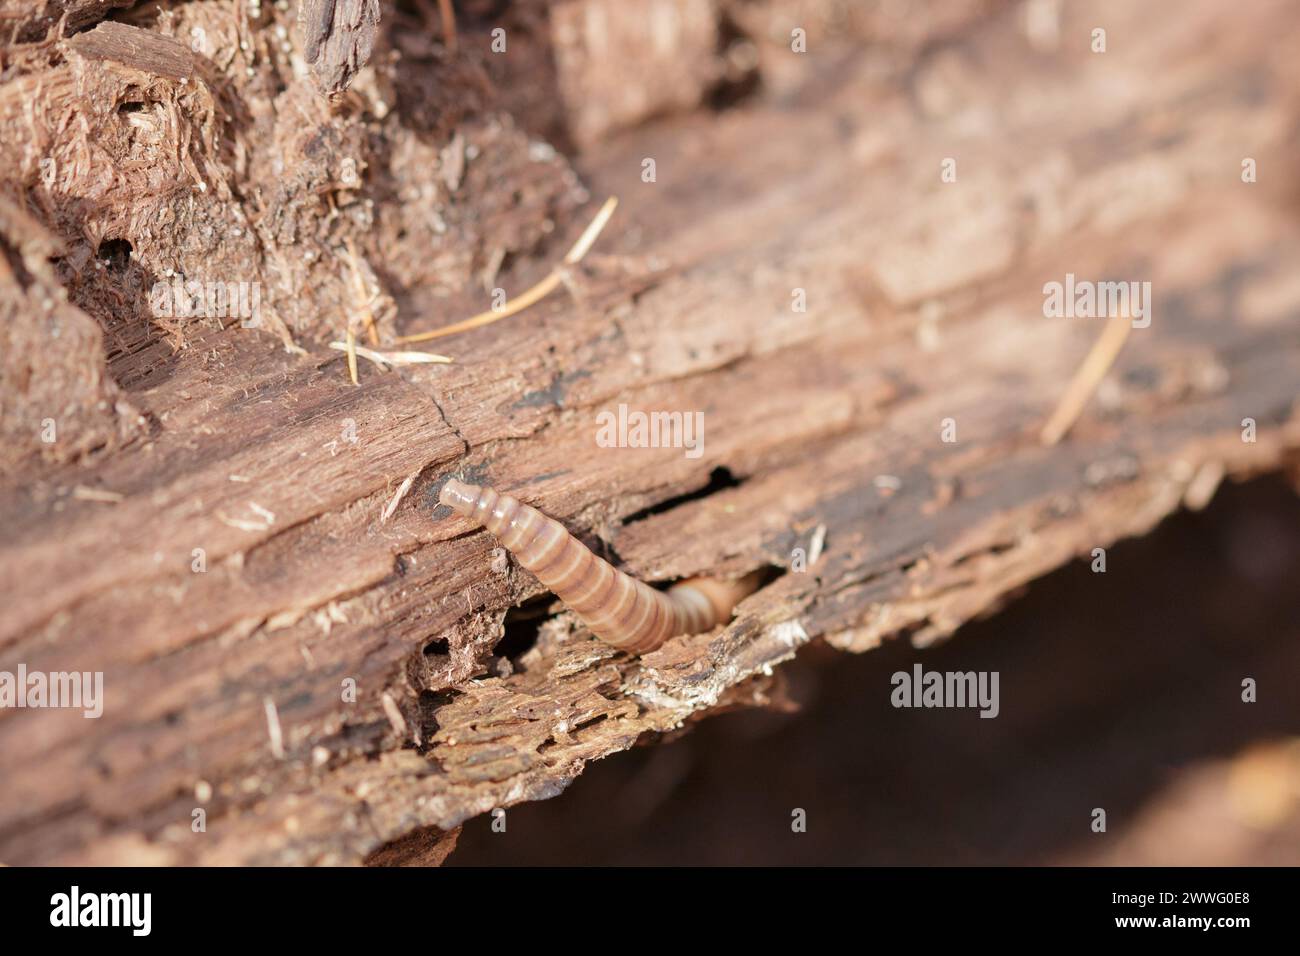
[439,479,758,654]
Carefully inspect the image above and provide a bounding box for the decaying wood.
[66,19,194,79]
[2,0,137,44]
[1,0,1299,865]
[301,0,382,95]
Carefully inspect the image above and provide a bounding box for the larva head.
[439,478,480,516]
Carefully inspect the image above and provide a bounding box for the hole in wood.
[496,594,556,663]
[96,238,132,272]
[707,11,761,111]
[422,636,451,659]
[622,466,743,524]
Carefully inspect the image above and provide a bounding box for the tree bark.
[1,0,1298,864]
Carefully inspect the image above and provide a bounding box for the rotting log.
[1,0,1299,865]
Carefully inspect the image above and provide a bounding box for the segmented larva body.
[439,479,757,654]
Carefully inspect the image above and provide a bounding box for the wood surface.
[1,0,1298,864]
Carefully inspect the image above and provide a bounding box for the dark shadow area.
[622,466,743,524]
[450,474,1300,865]
[496,592,556,663]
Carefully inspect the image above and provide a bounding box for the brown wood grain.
[67,20,195,80]
[0,0,1298,865]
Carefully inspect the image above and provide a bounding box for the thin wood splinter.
[397,197,618,345]
[1040,312,1134,446]
[342,239,380,385]
[439,479,760,654]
